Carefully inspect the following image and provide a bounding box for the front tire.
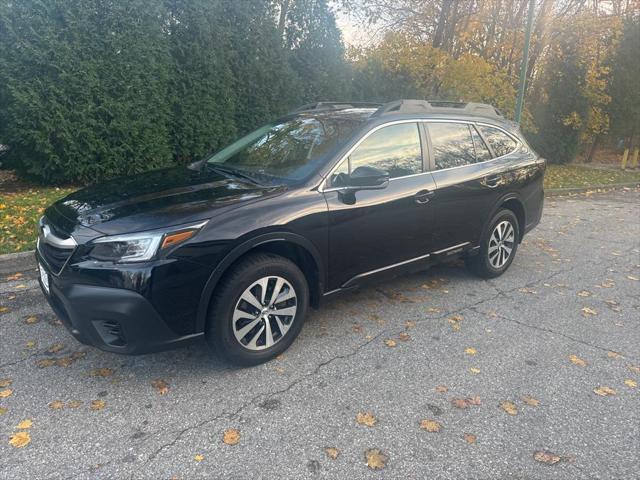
[466,209,519,278]
[205,253,309,366]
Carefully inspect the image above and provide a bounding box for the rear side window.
[348,122,423,178]
[428,123,477,170]
[471,126,492,161]
[477,125,517,158]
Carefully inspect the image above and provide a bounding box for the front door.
[322,122,437,290]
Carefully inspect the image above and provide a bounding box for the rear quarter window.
[477,125,518,158]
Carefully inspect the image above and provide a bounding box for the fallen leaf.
[194,454,204,462]
[464,347,477,356]
[275,354,285,361]
[90,399,106,411]
[521,395,540,407]
[569,355,587,367]
[25,341,36,348]
[0,378,11,388]
[222,428,240,445]
[435,385,448,393]
[16,419,32,429]
[356,412,377,427]
[0,306,9,314]
[0,407,6,415]
[274,366,285,374]
[577,290,592,297]
[623,379,637,388]
[67,400,82,408]
[534,451,561,465]
[419,419,442,432]
[627,275,639,281]
[500,401,517,415]
[55,357,74,368]
[463,433,477,444]
[365,448,387,470]
[593,386,617,396]
[0,389,13,398]
[404,320,416,328]
[426,307,441,314]
[607,351,621,359]
[24,315,39,324]
[90,368,114,377]
[398,332,410,342]
[469,367,481,374]
[629,365,640,374]
[581,307,597,317]
[384,339,396,348]
[6,272,23,281]
[151,379,169,395]
[46,343,64,354]
[35,358,52,369]
[452,398,469,409]
[9,431,30,448]
[49,401,65,410]
[324,447,339,459]
[351,324,362,333]
[467,396,481,405]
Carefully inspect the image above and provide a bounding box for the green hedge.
[0,0,349,183]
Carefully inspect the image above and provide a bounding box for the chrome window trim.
[317,118,521,192]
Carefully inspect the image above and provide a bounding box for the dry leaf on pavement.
[464,347,477,355]
[469,367,481,374]
[0,389,13,398]
[435,385,448,393]
[46,344,64,354]
[624,379,637,388]
[0,378,11,388]
[593,386,616,396]
[365,448,387,470]
[16,419,32,429]
[49,401,65,410]
[569,355,587,366]
[607,351,621,359]
[324,447,339,459]
[90,399,106,411]
[577,290,592,297]
[398,332,410,342]
[151,379,169,395]
[500,401,518,415]
[9,431,30,448]
[581,307,597,317]
[463,434,477,444]
[384,339,396,348]
[419,419,442,432]
[90,368,114,377]
[24,315,39,324]
[194,454,204,462]
[222,428,240,445]
[0,407,6,416]
[534,451,561,465]
[356,412,377,427]
[521,395,540,407]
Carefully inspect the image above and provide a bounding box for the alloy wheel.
[488,220,515,269]
[232,276,297,351]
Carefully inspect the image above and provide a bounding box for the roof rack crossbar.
[371,100,503,119]
[289,102,382,114]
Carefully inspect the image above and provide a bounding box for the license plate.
[39,262,50,294]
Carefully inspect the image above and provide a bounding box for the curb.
[0,250,35,262]
[545,181,640,196]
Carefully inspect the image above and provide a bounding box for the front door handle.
[484,174,501,188]
[414,190,435,204]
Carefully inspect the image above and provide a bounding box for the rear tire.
[205,253,309,366]
[466,209,519,279]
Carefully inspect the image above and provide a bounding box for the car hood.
[49,166,283,236]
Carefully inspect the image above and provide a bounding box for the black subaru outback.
[37,100,545,365]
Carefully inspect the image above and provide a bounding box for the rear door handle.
[414,190,435,204]
[484,174,501,188]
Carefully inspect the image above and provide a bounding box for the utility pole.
[515,0,536,124]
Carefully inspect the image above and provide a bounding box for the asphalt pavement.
[0,190,639,479]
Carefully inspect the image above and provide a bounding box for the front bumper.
[37,257,203,354]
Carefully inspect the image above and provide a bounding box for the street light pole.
[515,0,536,124]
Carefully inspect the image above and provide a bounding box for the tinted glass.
[477,125,517,157]
[471,126,492,161]
[349,123,422,179]
[428,123,476,169]
[207,112,369,184]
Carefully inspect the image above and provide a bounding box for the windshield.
[206,111,371,184]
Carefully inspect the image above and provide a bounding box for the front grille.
[37,216,76,275]
[39,241,74,273]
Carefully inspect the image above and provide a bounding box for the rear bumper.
[38,260,203,354]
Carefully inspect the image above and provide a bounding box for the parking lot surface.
[1,190,639,479]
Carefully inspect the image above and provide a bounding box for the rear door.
[323,122,437,290]
[425,121,516,251]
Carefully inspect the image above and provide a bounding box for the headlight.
[89,221,207,263]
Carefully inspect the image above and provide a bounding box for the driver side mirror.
[334,165,390,191]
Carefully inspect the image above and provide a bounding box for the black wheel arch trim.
[195,232,325,332]
[483,192,526,243]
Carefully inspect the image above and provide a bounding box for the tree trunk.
[585,134,601,163]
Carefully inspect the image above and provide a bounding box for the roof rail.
[371,100,503,119]
[289,101,382,114]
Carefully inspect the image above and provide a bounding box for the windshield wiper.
[206,164,265,186]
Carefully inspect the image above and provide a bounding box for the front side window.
[428,123,477,170]
[207,113,368,184]
[477,125,518,158]
[345,123,422,179]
